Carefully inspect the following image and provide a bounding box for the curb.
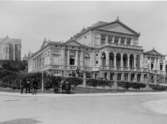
[0,91,167,97]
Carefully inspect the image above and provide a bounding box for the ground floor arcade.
[44,69,166,85]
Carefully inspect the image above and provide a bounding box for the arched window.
[136,55,140,69]
[101,52,106,66]
[130,54,134,69]
[123,54,128,68]
[151,63,154,70]
[160,63,163,71]
[109,52,114,67]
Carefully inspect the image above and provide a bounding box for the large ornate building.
[28,19,167,84]
[0,36,21,61]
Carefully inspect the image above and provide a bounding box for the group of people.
[20,78,72,94]
[20,78,38,94]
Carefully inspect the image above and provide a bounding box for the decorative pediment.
[41,39,48,49]
[96,21,139,36]
[64,40,83,47]
[144,49,164,56]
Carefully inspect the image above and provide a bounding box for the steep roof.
[71,19,140,40]
[64,39,92,48]
[144,49,164,57]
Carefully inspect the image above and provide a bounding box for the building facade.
[28,19,167,84]
[0,36,21,61]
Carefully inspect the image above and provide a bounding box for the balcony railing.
[100,43,143,50]
[43,64,166,75]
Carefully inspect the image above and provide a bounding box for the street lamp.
[41,71,44,92]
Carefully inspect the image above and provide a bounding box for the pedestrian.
[32,78,38,95]
[26,79,31,93]
[53,80,59,93]
[60,79,65,93]
[64,81,71,94]
[20,79,26,94]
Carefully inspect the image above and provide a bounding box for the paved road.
[0,92,167,124]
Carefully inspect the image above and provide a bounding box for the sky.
[0,1,167,57]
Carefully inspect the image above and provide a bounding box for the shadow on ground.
[0,118,41,124]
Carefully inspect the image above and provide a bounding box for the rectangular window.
[70,58,75,65]
[101,34,106,45]
[120,37,125,44]
[160,64,163,71]
[108,35,113,44]
[114,36,119,44]
[127,38,131,45]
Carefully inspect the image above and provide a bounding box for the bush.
[65,77,82,86]
[149,84,167,91]
[86,79,113,87]
[131,83,146,90]
[118,81,146,90]
[118,81,131,90]
[1,60,27,72]
[87,79,98,87]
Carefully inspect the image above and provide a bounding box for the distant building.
[0,36,21,61]
[28,19,167,84]
[23,51,33,61]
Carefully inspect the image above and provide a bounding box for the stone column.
[141,73,144,83]
[157,58,160,71]
[125,38,127,45]
[127,54,130,70]
[121,53,123,70]
[99,52,102,67]
[112,72,118,90]
[134,73,137,82]
[62,48,66,69]
[128,72,131,82]
[92,72,96,79]
[106,35,108,45]
[154,58,156,71]
[13,44,15,60]
[154,74,157,84]
[106,52,109,69]
[107,72,110,80]
[112,36,115,43]
[134,54,136,70]
[67,49,70,66]
[80,51,84,69]
[121,73,124,81]
[163,59,166,72]
[78,51,80,67]
[83,72,86,87]
[140,54,143,70]
[114,53,117,69]
[118,37,121,44]
[75,50,78,66]
[145,73,151,90]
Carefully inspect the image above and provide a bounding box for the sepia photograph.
[0,0,167,124]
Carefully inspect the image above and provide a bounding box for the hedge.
[65,77,83,86]
[118,81,131,90]
[149,84,167,91]
[86,79,113,87]
[118,81,146,90]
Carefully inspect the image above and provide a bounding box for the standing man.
[32,78,38,95]
[20,79,26,94]
[26,79,31,93]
